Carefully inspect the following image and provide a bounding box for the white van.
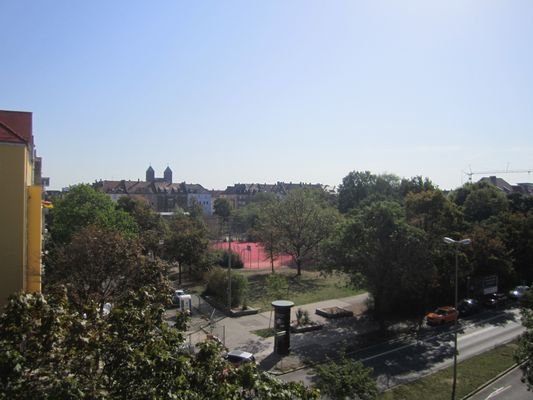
[172,289,192,315]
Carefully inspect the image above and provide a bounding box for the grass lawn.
[237,267,363,310]
[379,341,519,400]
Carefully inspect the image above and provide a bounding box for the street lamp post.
[227,228,232,312]
[443,237,471,400]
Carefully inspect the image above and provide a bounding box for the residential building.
[479,176,533,195]
[214,181,326,210]
[0,110,42,308]
[95,166,213,215]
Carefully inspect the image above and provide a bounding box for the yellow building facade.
[0,110,42,309]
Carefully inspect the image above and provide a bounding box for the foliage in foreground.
[0,290,318,400]
[314,353,377,400]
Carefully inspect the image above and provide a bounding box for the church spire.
[146,165,155,182]
[164,165,173,183]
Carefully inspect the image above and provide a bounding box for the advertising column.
[272,300,294,356]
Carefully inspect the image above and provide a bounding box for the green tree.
[326,201,434,325]
[466,223,514,289]
[213,198,232,223]
[44,225,170,314]
[164,213,209,285]
[256,202,284,273]
[405,189,463,237]
[187,197,205,218]
[48,184,137,245]
[451,182,509,223]
[266,273,289,305]
[204,267,248,308]
[399,176,437,197]
[268,189,339,276]
[338,171,400,213]
[0,289,318,399]
[231,192,277,241]
[500,211,533,283]
[314,354,377,400]
[117,196,168,257]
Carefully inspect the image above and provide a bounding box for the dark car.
[483,292,508,308]
[457,298,482,317]
[509,285,529,300]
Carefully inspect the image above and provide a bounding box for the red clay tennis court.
[211,241,293,270]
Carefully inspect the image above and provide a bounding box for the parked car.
[457,298,482,317]
[509,285,529,300]
[426,306,459,325]
[483,292,508,308]
[225,350,256,366]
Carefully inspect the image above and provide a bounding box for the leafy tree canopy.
[338,171,401,213]
[48,184,137,245]
[405,189,463,238]
[399,176,437,197]
[314,354,377,400]
[266,189,340,275]
[0,289,318,399]
[117,196,168,256]
[164,213,209,284]
[213,198,232,222]
[325,201,434,321]
[463,184,509,222]
[44,225,170,313]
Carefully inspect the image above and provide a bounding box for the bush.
[204,267,248,308]
[314,353,377,400]
[295,308,311,326]
[212,249,244,269]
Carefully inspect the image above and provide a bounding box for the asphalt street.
[468,366,531,400]
[170,291,527,394]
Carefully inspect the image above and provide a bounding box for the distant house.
[95,166,212,215]
[478,176,514,194]
[214,181,327,210]
[478,176,533,195]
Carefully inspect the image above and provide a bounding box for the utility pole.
[227,224,232,312]
[443,237,471,400]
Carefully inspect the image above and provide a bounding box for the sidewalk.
[205,293,380,374]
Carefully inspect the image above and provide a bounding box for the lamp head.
[443,237,471,246]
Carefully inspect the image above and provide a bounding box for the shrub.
[212,249,244,269]
[204,267,248,308]
[295,308,311,326]
[314,354,377,400]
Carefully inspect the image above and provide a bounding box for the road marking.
[360,342,416,362]
[485,385,511,399]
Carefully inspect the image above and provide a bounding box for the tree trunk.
[178,262,182,285]
[296,259,302,276]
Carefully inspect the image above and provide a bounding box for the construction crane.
[464,169,533,183]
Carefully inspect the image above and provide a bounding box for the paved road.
[168,290,526,394]
[468,366,530,400]
[279,308,525,390]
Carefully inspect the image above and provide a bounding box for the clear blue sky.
[2,1,532,190]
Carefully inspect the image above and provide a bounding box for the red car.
[426,306,459,325]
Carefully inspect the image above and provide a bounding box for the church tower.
[164,166,173,183]
[146,165,155,182]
